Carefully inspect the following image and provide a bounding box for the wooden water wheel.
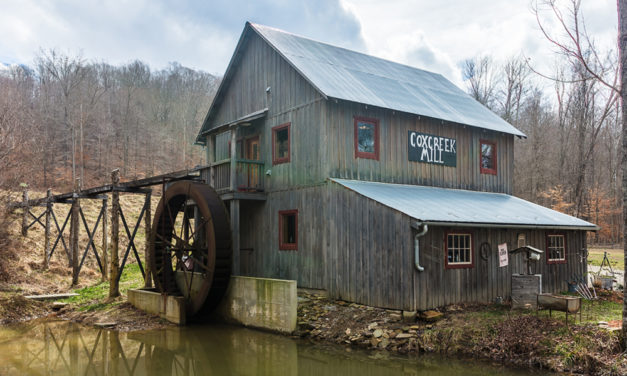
[150,181,232,316]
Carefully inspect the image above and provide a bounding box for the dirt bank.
[295,291,627,375]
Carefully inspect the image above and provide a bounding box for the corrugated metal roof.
[252,23,526,138]
[331,179,597,230]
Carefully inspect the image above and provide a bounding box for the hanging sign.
[408,131,457,167]
[498,243,508,267]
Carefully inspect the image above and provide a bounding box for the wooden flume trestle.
[12,166,233,316]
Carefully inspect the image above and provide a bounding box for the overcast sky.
[0,0,617,88]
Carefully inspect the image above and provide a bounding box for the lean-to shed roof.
[197,22,526,143]
[331,179,598,230]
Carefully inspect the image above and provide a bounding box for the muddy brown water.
[0,320,546,375]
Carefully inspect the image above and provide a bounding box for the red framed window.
[279,210,298,250]
[272,123,291,165]
[546,234,566,264]
[354,116,379,160]
[480,140,497,175]
[445,231,474,269]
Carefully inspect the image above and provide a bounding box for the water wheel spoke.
[186,255,210,273]
[150,181,231,316]
[188,217,209,243]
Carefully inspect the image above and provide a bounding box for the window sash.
[480,140,497,175]
[547,235,565,261]
[272,123,291,165]
[354,116,379,160]
[447,233,472,265]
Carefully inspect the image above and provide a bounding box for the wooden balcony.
[200,159,266,201]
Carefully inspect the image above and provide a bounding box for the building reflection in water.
[0,320,537,376]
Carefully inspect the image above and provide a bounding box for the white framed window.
[445,232,473,268]
[546,234,566,264]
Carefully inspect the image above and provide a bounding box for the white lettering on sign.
[408,131,457,167]
[498,243,508,267]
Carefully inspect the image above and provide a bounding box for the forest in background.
[0,2,622,246]
[0,51,219,190]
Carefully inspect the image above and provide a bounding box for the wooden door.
[245,137,260,190]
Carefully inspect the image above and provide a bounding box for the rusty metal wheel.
[150,181,232,316]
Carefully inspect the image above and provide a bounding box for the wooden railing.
[200,159,264,194]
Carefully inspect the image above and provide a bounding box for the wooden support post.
[101,197,109,282]
[230,199,240,276]
[230,126,238,191]
[71,179,80,286]
[109,169,120,298]
[208,134,215,187]
[143,190,152,288]
[43,189,52,270]
[21,188,29,236]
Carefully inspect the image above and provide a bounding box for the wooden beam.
[71,179,80,286]
[109,169,120,298]
[143,191,153,288]
[230,199,240,276]
[43,189,52,270]
[102,197,108,282]
[230,126,238,191]
[21,189,29,236]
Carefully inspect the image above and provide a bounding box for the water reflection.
[0,321,542,375]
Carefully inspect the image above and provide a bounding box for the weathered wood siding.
[325,101,515,194]
[207,32,328,190]
[324,182,587,310]
[238,186,328,289]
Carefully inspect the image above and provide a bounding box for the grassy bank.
[297,291,626,375]
[61,263,144,312]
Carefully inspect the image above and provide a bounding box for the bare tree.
[533,0,623,345]
[462,56,498,109]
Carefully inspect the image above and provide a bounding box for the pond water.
[0,320,546,375]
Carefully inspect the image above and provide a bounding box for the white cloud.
[341,0,617,89]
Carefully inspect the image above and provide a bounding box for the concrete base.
[127,288,186,325]
[215,276,297,334]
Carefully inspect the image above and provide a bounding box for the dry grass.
[1,189,160,295]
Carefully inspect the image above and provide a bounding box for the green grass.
[587,247,623,271]
[534,298,622,324]
[63,263,145,311]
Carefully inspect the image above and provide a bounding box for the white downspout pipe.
[412,222,428,272]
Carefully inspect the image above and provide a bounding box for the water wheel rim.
[150,181,231,316]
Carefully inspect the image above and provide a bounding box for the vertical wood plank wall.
[238,186,328,289]
[238,181,587,311]
[325,101,515,194]
[208,32,328,190]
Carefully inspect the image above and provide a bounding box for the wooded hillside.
[0,50,219,191]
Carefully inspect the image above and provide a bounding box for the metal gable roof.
[331,179,598,230]
[251,23,526,138]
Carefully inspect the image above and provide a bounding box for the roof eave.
[418,220,598,232]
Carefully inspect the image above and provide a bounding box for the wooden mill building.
[194,22,597,311]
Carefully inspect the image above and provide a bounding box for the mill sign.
[408,131,457,167]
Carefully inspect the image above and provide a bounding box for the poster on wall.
[498,243,508,267]
[407,131,457,167]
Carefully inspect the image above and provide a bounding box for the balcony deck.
[200,159,266,201]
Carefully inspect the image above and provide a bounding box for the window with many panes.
[272,123,290,165]
[480,140,497,175]
[354,116,379,160]
[279,210,298,250]
[445,232,473,268]
[546,234,566,263]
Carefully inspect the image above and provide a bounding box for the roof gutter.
[421,220,599,232]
